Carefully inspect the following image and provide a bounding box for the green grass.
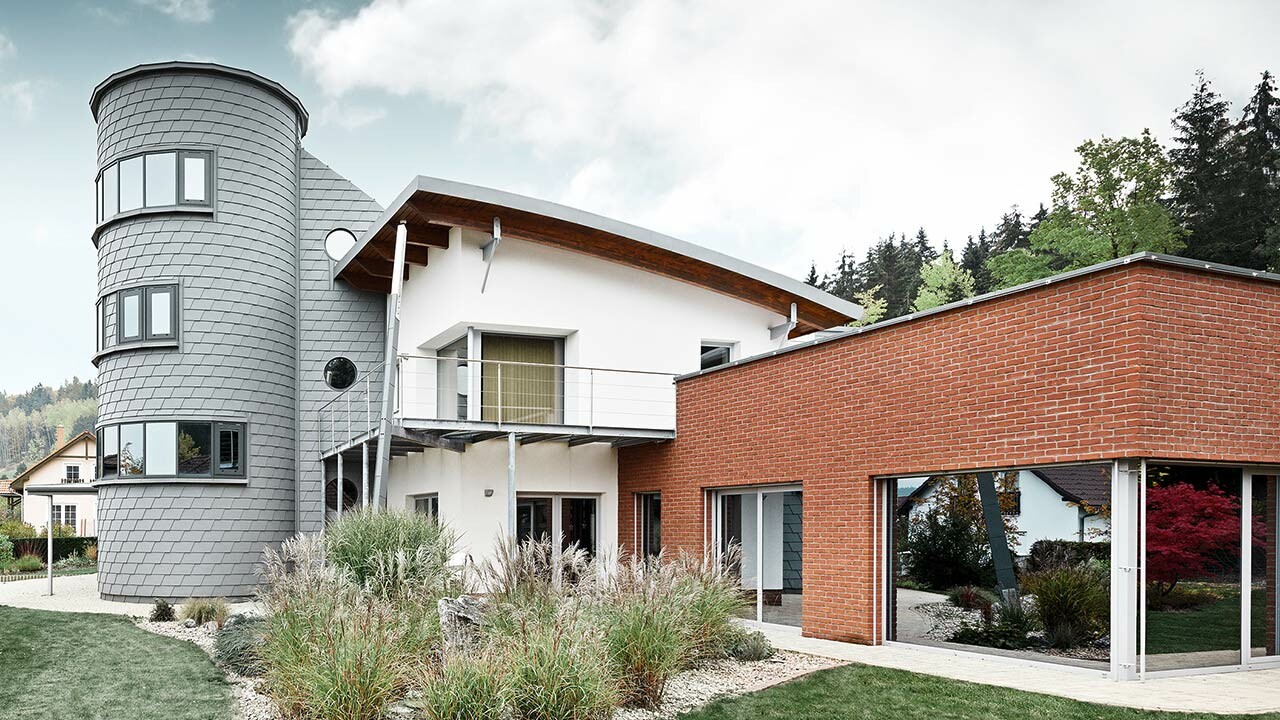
[1146,587,1266,655]
[677,663,1279,720]
[0,605,233,720]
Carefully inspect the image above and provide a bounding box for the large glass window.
[119,423,145,476]
[516,495,599,558]
[97,149,211,223]
[639,493,662,558]
[145,152,177,207]
[182,153,207,203]
[119,155,143,212]
[98,420,245,480]
[111,284,177,345]
[714,487,803,627]
[481,334,561,424]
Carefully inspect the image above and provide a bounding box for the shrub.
[505,620,616,720]
[215,615,267,676]
[902,505,997,590]
[950,598,1037,650]
[722,627,774,661]
[414,650,508,720]
[1023,565,1109,648]
[947,585,998,612]
[15,554,43,572]
[53,552,95,569]
[599,568,690,707]
[180,598,230,628]
[0,519,37,539]
[0,534,12,562]
[259,532,451,720]
[85,544,98,562]
[1027,540,1111,572]
[325,507,459,590]
[671,547,749,662]
[150,598,176,622]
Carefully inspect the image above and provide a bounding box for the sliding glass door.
[711,485,802,627]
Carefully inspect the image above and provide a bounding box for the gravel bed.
[614,650,843,720]
[138,618,837,720]
[137,619,281,720]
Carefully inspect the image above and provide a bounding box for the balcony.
[317,354,676,459]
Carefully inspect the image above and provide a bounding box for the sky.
[0,0,1277,394]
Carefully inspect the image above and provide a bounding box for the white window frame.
[699,341,736,371]
[708,483,802,624]
[64,464,80,483]
[412,493,440,521]
[517,493,600,556]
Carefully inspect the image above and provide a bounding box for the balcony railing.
[316,355,676,456]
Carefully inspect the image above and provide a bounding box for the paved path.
[0,573,258,616]
[750,623,1280,715]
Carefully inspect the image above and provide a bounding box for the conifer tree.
[1227,71,1280,268]
[960,229,994,295]
[1169,70,1235,263]
[913,250,976,312]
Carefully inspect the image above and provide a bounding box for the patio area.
[0,573,258,616]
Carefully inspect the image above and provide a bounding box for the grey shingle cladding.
[94,67,385,600]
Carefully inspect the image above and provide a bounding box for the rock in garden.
[183,618,197,628]
[438,595,487,651]
[202,621,219,633]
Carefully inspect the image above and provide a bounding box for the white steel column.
[1111,458,1142,681]
[756,490,764,623]
[507,432,517,539]
[1242,471,1254,667]
[372,221,408,508]
[46,502,53,596]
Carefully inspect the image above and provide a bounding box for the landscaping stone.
[202,621,219,633]
[182,618,197,628]
[438,594,486,651]
[913,601,983,640]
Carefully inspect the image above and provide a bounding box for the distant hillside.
[0,379,97,479]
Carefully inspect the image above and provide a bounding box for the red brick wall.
[619,262,1280,642]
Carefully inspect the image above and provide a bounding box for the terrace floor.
[748,622,1280,715]
[0,573,258,616]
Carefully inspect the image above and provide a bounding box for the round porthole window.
[326,477,359,512]
[324,228,357,262]
[324,356,358,390]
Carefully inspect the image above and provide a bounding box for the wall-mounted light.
[484,488,494,498]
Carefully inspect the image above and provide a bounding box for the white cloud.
[317,99,387,130]
[287,0,1280,276]
[135,0,213,23]
[0,32,14,60]
[0,80,35,117]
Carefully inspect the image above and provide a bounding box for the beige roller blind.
[481,335,559,423]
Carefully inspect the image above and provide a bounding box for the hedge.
[5,536,97,563]
[1027,540,1109,572]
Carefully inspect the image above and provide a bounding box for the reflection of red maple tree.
[1146,483,1265,596]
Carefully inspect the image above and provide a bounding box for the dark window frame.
[95,148,214,224]
[113,283,179,345]
[96,420,247,480]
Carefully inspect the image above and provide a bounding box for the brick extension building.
[619,253,1280,679]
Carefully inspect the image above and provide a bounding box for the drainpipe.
[372,222,408,509]
[507,432,517,538]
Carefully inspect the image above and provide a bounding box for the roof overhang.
[21,484,99,497]
[334,176,861,335]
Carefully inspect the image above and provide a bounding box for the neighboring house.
[899,465,1111,551]
[88,61,860,600]
[9,426,97,536]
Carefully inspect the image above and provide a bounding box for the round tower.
[89,62,308,600]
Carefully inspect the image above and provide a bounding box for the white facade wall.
[387,442,617,563]
[20,437,98,536]
[385,226,796,564]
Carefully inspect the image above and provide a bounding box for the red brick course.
[618,262,1280,643]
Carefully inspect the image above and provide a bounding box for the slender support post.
[1111,458,1142,681]
[336,451,344,517]
[756,491,764,623]
[588,369,594,431]
[372,221,408,509]
[360,442,369,509]
[1242,471,1253,667]
[497,362,503,425]
[507,432,517,539]
[976,471,1018,597]
[46,502,53,596]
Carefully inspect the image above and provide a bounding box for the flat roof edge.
[90,61,309,137]
[336,175,862,321]
[676,252,1280,382]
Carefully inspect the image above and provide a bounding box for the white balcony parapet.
[316,354,676,459]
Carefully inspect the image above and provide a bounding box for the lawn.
[1146,586,1266,655]
[0,605,233,720]
[677,663,1279,720]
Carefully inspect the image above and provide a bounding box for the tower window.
[96,149,213,224]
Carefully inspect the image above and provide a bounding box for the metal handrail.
[398,353,678,378]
